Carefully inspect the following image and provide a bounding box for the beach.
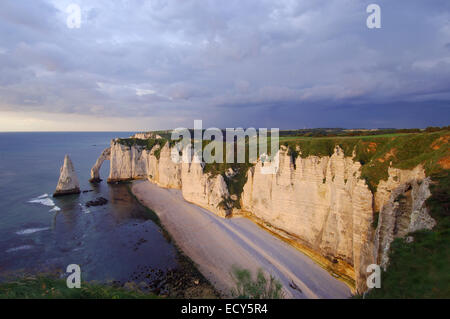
[131,180,352,299]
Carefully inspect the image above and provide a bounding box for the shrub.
[230,267,284,299]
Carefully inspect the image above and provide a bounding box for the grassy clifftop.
[117,128,449,198]
[281,129,450,192]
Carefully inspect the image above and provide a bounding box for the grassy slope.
[0,276,158,299]
[280,130,449,192]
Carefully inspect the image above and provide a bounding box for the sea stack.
[53,155,81,197]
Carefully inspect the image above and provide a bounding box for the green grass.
[117,138,168,160]
[281,130,450,193]
[361,171,450,298]
[0,275,158,299]
[230,267,284,299]
[278,133,411,142]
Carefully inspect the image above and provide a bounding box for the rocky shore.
[117,258,219,298]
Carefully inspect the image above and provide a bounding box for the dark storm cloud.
[0,0,449,129]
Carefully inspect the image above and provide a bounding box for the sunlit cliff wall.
[91,140,436,293]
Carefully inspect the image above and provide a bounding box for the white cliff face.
[374,166,436,269]
[154,143,181,189]
[240,146,435,293]
[241,146,374,292]
[54,155,80,196]
[242,146,368,262]
[99,140,229,216]
[92,140,436,293]
[108,140,150,182]
[182,160,230,217]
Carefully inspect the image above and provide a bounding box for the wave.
[29,194,62,213]
[16,227,50,235]
[79,203,91,214]
[28,194,55,207]
[6,245,33,253]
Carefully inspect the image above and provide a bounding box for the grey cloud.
[0,0,449,129]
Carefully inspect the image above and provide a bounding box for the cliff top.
[280,129,450,192]
[117,127,450,193]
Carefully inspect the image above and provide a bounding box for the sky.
[0,0,449,131]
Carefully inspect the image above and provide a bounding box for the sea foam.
[6,245,33,253]
[28,194,62,213]
[16,227,50,235]
[28,194,55,207]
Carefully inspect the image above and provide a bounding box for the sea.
[0,132,178,284]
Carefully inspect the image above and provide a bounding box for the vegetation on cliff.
[203,150,254,209]
[0,275,159,299]
[281,128,450,192]
[116,137,168,160]
[230,267,284,299]
[205,128,449,207]
[119,127,449,208]
[362,171,450,298]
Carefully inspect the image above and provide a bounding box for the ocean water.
[0,132,178,283]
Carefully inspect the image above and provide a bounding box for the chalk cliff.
[181,158,230,218]
[240,146,435,292]
[374,167,436,269]
[103,140,229,216]
[91,139,436,293]
[54,155,81,197]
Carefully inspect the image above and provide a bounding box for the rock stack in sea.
[53,155,81,197]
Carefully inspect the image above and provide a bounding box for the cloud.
[0,0,449,130]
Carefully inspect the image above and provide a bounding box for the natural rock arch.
[89,147,111,183]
